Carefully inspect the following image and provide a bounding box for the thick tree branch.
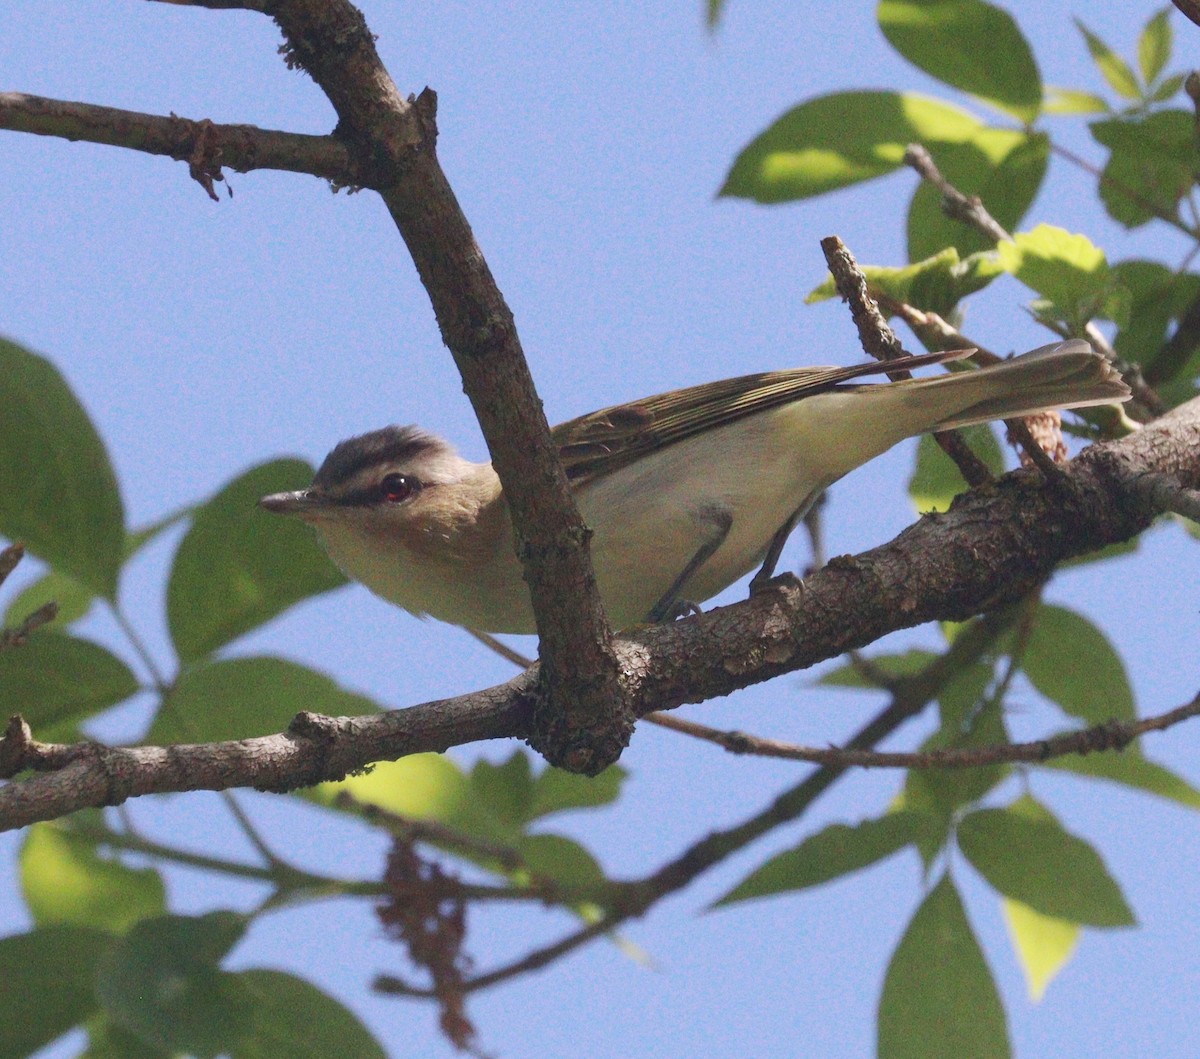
[260,0,629,773]
[3,397,1198,831]
[2,4,632,771]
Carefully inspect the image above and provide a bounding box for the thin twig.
[821,235,994,487]
[0,93,360,190]
[0,602,59,650]
[634,693,1200,768]
[904,144,1011,241]
[0,543,24,587]
[432,609,1017,995]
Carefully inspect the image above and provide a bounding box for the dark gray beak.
[259,490,330,517]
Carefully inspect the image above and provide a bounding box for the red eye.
[379,473,418,503]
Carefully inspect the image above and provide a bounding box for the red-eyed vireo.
[261,341,1129,634]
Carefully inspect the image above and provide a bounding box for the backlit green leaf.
[167,459,346,662]
[21,824,166,934]
[997,225,1128,331]
[1042,87,1110,116]
[5,569,95,628]
[1001,897,1080,1001]
[879,0,1041,123]
[722,91,981,203]
[0,338,125,598]
[878,874,1008,1059]
[1042,745,1200,809]
[529,761,625,819]
[1090,111,1196,228]
[1138,8,1172,85]
[1076,20,1141,100]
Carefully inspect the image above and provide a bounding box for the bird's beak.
[259,489,332,519]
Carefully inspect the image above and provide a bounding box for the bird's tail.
[881,340,1130,431]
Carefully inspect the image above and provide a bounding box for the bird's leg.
[645,507,732,622]
[749,488,824,594]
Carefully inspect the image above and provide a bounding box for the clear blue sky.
[3,3,1199,1057]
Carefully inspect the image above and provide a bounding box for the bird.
[260,340,1129,635]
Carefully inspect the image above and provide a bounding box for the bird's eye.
[379,473,419,504]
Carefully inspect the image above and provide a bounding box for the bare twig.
[0,93,360,190]
[0,603,59,651]
[0,543,24,587]
[820,235,994,487]
[637,694,1200,768]
[904,144,1011,241]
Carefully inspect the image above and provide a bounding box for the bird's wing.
[554,347,975,483]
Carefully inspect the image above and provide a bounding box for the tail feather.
[892,340,1130,431]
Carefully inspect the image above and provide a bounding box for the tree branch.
[0,93,360,191]
[259,0,630,773]
[3,396,1197,831]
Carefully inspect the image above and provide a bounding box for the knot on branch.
[526,673,633,776]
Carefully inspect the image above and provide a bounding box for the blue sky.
[3,3,1199,1057]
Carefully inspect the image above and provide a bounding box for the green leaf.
[1076,20,1142,100]
[1110,260,1200,373]
[312,753,472,819]
[819,649,939,688]
[908,426,1004,514]
[21,823,166,933]
[957,799,1135,926]
[529,761,625,819]
[1138,8,1173,85]
[167,459,346,662]
[471,751,536,828]
[95,913,252,1057]
[235,970,387,1059]
[82,1016,175,1059]
[706,0,725,28]
[0,630,139,738]
[5,569,95,627]
[1001,897,1080,1001]
[878,874,1008,1059]
[807,248,1003,317]
[1090,111,1197,228]
[1148,72,1186,103]
[1041,745,1200,809]
[0,925,112,1057]
[907,130,1048,261]
[149,656,378,744]
[721,90,981,203]
[878,0,1041,123]
[0,338,125,598]
[516,833,606,888]
[1022,603,1134,722]
[1042,86,1111,116]
[997,224,1128,332]
[715,812,925,906]
[904,663,1008,821]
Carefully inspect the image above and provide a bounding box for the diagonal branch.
[3,395,1198,832]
